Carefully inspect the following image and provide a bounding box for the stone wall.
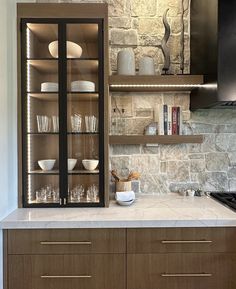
[111,109,236,194]
[36,0,236,193]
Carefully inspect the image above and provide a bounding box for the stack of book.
[155,104,182,135]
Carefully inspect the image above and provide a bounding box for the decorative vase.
[117,49,135,75]
[139,56,155,75]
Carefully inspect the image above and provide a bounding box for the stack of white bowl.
[41,82,58,92]
[71,80,95,92]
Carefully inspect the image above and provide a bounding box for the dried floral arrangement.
[111,170,141,182]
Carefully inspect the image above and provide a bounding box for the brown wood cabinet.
[127,253,236,289]
[4,227,236,289]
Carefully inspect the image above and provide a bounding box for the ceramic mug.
[117,49,135,75]
[139,56,155,75]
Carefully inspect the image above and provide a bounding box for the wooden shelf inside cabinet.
[109,135,204,145]
[28,170,59,175]
[27,23,99,43]
[28,59,98,74]
[68,170,99,175]
[109,75,204,92]
[29,92,99,101]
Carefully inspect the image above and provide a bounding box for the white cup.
[139,56,155,75]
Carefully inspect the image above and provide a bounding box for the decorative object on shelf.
[41,82,58,92]
[158,9,171,74]
[117,49,135,75]
[48,40,82,58]
[85,115,98,132]
[68,158,77,171]
[82,159,99,171]
[144,122,158,135]
[38,159,56,171]
[139,56,155,75]
[71,80,95,92]
[71,113,82,132]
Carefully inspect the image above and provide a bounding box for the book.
[167,105,172,135]
[163,104,168,135]
[177,106,182,135]
[172,107,178,135]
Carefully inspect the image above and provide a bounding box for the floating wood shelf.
[29,92,99,101]
[109,75,204,92]
[109,135,204,145]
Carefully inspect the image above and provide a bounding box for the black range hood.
[190,0,236,109]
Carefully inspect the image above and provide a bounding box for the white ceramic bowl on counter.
[38,159,56,171]
[48,41,82,58]
[68,158,77,171]
[41,82,58,92]
[82,159,99,171]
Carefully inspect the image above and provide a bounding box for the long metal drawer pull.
[40,241,92,245]
[161,273,212,277]
[41,275,92,279]
[161,240,212,244]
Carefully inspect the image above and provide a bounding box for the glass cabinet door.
[22,22,60,206]
[66,22,104,206]
[22,19,105,207]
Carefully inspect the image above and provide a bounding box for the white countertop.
[1,194,236,229]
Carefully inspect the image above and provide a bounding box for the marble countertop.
[1,194,236,229]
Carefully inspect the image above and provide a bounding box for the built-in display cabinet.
[18,3,109,207]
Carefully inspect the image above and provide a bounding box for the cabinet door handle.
[161,273,212,277]
[161,240,212,244]
[40,241,92,245]
[41,275,92,279]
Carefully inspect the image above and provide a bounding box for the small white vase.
[117,49,135,75]
[139,56,155,75]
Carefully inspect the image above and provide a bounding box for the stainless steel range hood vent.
[190,0,236,110]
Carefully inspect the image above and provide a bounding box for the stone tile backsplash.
[110,109,236,194]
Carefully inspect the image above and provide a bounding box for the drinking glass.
[71,114,82,132]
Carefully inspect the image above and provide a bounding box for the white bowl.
[71,80,95,92]
[48,41,82,58]
[68,158,77,171]
[41,82,58,92]
[38,159,56,171]
[116,199,135,206]
[82,159,99,171]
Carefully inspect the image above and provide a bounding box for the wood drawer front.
[127,253,236,289]
[8,229,126,254]
[127,228,236,253]
[9,254,126,289]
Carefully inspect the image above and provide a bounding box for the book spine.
[158,105,164,135]
[172,107,177,135]
[177,106,180,135]
[163,105,168,135]
[167,106,172,135]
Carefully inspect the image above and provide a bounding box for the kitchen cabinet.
[17,3,109,207]
[4,227,236,289]
[127,228,236,289]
